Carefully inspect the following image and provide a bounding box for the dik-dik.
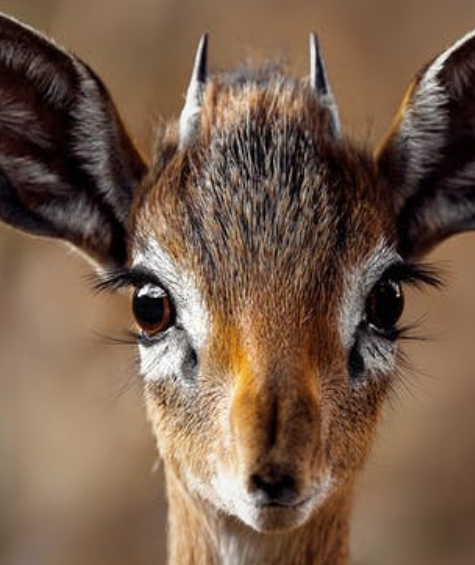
[0,11,473,565]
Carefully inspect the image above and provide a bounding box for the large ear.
[0,13,147,266]
[377,30,475,259]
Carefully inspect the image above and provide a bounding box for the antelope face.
[0,10,472,537]
[128,81,411,532]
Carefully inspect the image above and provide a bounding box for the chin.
[234,496,319,533]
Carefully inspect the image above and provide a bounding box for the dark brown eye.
[365,279,404,334]
[132,284,174,336]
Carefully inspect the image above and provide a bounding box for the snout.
[217,366,331,531]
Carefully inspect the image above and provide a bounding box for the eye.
[132,284,174,337]
[365,279,404,334]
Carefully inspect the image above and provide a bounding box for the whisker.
[92,329,139,347]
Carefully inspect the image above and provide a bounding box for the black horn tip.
[309,30,329,95]
[308,31,342,137]
[194,33,208,84]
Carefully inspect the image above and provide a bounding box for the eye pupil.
[366,279,404,333]
[132,285,173,336]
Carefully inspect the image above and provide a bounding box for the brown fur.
[139,72,394,564]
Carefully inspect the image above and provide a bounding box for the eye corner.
[131,326,173,347]
[365,319,402,342]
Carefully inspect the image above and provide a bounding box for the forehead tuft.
[134,68,390,314]
[199,67,332,144]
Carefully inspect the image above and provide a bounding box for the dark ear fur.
[0,13,146,266]
[377,30,475,258]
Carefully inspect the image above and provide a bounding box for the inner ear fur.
[0,12,147,266]
[377,30,475,259]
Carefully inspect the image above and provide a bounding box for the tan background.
[1,1,475,564]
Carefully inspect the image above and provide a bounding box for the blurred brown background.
[1,1,475,564]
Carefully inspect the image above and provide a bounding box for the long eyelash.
[369,263,444,344]
[387,316,444,406]
[94,326,169,350]
[91,262,443,348]
[88,267,161,294]
[388,278,447,352]
[385,261,444,290]
[127,328,158,347]
[90,330,143,405]
[392,318,431,343]
[92,329,139,346]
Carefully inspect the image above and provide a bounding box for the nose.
[249,468,298,506]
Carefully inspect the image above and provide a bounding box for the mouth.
[257,493,315,509]
[234,490,323,532]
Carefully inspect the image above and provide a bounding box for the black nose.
[249,470,298,505]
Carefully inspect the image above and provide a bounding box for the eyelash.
[90,261,443,347]
[131,328,170,347]
[93,262,442,291]
[380,262,442,290]
[365,261,443,342]
[90,267,174,346]
[91,267,164,294]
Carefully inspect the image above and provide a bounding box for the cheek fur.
[139,329,199,384]
[322,381,389,481]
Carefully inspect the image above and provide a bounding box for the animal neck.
[165,470,352,565]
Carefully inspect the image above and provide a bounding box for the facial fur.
[130,69,399,532]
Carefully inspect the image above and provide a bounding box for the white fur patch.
[212,469,334,546]
[426,29,475,83]
[339,238,400,376]
[339,238,399,349]
[132,239,209,383]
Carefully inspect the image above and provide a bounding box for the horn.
[309,32,341,136]
[178,33,208,149]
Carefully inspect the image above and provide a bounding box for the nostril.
[250,471,297,505]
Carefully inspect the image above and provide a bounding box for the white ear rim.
[424,29,475,84]
[398,29,475,192]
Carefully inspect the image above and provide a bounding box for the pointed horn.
[309,32,341,136]
[178,33,208,149]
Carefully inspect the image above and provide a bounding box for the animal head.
[0,13,473,532]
